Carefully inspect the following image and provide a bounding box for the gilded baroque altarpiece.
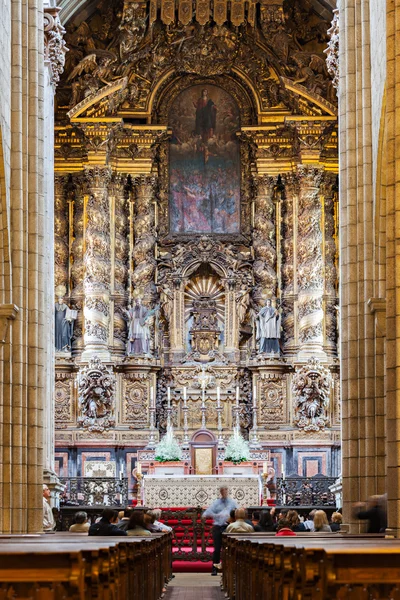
[53,0,340,478]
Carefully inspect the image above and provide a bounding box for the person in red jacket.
[275,518,297,536]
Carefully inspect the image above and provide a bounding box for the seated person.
[89,508,127,536]
[251,511,260,530]
[116,507,133,531]
[257,509,275,532]
[126,510,151,536]
[225,508,254,533]
[275,518,297,536]
[69,511,90,533]
[146,509,172,532]
[313,510,332,532]
[287,509,306,532]
[330,512,342,532]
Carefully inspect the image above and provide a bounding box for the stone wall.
[0,0,52,532]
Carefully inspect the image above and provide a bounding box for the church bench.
[0,533,172,600]
[222,534,400,600]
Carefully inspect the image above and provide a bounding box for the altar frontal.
[142,475,261,507]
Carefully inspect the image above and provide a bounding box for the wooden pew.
[222,533,400,600]
[0,532,172,600]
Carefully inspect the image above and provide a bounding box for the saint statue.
[194,88,217,143]
[123,298,152,355]
[256,299,281,354]
[55,296,77,352]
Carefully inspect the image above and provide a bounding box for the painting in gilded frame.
[169,84,241,234]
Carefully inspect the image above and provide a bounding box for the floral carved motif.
[55,378,74,424]
[44,7,67,87]
[325,9,339,90]
[259,374,287,426]
[123,376,149,427]
[77,356,116,431]
[292,358,331,432]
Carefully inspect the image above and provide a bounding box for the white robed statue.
[124,297,153,355]
[256,299,281,354]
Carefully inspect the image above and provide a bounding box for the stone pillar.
[252,176,277,300]
[296,165,325,359]
[82,166,112,361]
[131,176,157,300]
[281,174,298,353]
[110,174,129,355]
[43,6,67,499]
[339,0,379,531]
[385,0,400,536]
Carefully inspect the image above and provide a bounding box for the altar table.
[142,474,261,507]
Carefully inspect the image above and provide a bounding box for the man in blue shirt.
[203,486,237,575]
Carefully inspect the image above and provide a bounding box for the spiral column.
[296,165,325,358]
[131,176,157,301]
[82,166,112,360]
[252,176,277,300]
[281,173,298,352]
[54,175,69,293]
[110,174,129,355]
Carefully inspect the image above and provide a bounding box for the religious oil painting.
[169,84,241,234]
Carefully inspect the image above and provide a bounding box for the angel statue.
[67,50,116,108]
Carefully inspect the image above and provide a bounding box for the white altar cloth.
[142,475,261,507]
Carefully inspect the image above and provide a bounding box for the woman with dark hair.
[257,509,275,532]
[126,510,151,536]
[287,509,306,532]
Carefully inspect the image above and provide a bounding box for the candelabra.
[136,472,143,506]
[261,472,270,506]
[201,388,207,429]
[249,393,261,449]
[182,394,190,448]
[216,397,224,449]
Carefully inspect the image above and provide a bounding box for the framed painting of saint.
[169,84,241,235]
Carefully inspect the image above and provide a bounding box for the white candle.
[253,385,257,406]
[282,466,285,480]
[217,386,220,407]
[167,386,171,408]
[137,462,142,475]
[263,462,268,474]
[150,386,154,407]
[236,386,239,404]
[183,386,187,401]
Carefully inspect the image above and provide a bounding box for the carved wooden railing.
[275,475,336,506]
[60,477,129,506]
[160,508,214,562]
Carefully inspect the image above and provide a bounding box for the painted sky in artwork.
[169,84,241,234]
